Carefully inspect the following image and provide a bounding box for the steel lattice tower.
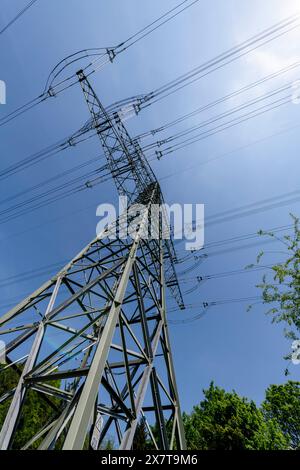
[0,71,186,450]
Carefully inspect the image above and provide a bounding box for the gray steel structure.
[0,72,186,450]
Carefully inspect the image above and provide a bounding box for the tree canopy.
[0,365,60,449]
[251,215,300,346]
[183,382,288,450]
[262,381,300,449]
[2,367,299,450]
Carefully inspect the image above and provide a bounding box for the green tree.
[99,438,114,450]
[132,419,150,450]
[262,381,300,449]
[132,418,176,449]
[250,215,300,353]
[183,382,288,450]
[0,365,60,449]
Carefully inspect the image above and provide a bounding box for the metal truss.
[76,70,184,309]
[0,73,186,450]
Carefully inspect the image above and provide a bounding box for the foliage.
[132,419,152,450]
[1,368,298,450]
[183,382,288,450]
[262,381,300,449]
[99,438,114,450]
[132,418,174,450]
[0,365,60,449]
[250,214,300,344]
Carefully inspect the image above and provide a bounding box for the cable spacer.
[106,48,116,63]
[133,103,141,115]
[68,138,76,147]
[47,87,56,97]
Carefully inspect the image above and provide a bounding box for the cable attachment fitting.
[155,150,163,160]
[47,87,56,98]
[194,253,208,260]
[133,102,141,115]
[85,181,93,189]
[157,139,167,147]
[106,48,116,63]
[68,138,76,147]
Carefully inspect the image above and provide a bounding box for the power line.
[0,0,200,127]
[171,186,300,244]
[146,94,292,159]
[0,164,115,225]
[0,66,187,451]
[1,131,298,234]
[169,296,262,324]
[0,220,292,293]
[0,6,298,132]
[2,62,295,185]
[47,0,202,92]
[178,263,275,283]
[158,119,300,183]
[0,80,296,224]
[38,10,300,109]
[178,261,282,295]
[139,79,296,146]
[0,155,104,207]
[3,156,299,228]
[142,13,300,107]
[0,0,39,36]
[0,81,289,220]
[0,95,141,182]
[179,223,293,256]
[114,0,201,53]
[139,61,300,138]
[1,100,299,232]
[0,261,67,290]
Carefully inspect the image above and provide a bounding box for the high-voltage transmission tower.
[0,71,186,450]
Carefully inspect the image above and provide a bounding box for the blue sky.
[1,0,300,413]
